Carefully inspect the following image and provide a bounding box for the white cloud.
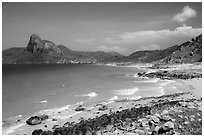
[75,25,201,55]
[105,25,201,44]
[173,6,196,22]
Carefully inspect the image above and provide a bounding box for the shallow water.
[2,64,181,134]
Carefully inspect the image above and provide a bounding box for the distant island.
[2,34,202,65]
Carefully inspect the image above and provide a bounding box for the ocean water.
[2,64,181,133]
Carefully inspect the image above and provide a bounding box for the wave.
[76,92,98,98]
[160,80,175,86]
[134,78,159,83]
[109,96,118,101]
[75,102,83,106]
[124,96,142,100]
[34,100,48,104]
[114,87,139,95]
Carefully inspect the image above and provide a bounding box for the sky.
[2,2,202,55]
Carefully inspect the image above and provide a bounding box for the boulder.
[26,116,42,125]
[32,129,43,135]
[98,105,108,111]
[42,130,53,135]
[150,115,160,123]
[162,121,174,131]
[39,114,49,121]
[75,105,85,111]
[160,115,172,122]
[135,129,145,135]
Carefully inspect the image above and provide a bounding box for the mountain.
[2,34,202,64]
[126,34,202,64]
[2,34,124,64]
[157,34,202,64]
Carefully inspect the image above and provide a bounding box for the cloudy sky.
[2,2,202,55]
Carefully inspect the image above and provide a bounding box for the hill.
[126,34,202,64]
[2,34,202,64]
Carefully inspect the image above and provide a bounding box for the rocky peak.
[26,34,44,53]
[26,34,62,55]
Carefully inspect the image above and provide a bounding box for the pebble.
[150,115,160,123]
[178,124,182,129]
[184,121,189,125]
[190,117,195,121]
[154,126,160,133]
[163,121,174,131]
[135,129,145,135]
[161,110,169,115]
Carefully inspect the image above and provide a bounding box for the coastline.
[3,63,202,135]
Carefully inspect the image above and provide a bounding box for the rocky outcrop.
[26,34,62,55]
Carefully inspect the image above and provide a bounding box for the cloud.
[75,25,201,55]
[173,6,196,22]
[105,25,201,44]
[95,45,129,55]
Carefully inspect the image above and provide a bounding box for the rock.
[184,121,189,125]
[178,124,183,129]
[150,115,160,123]
[32,129,43,135]
[178,115,183,118]
[26,116,42,125]
[162,121,174,131]
[86,130,92,135]
[106,125,113,131]
[160,115,172,122]
[124,118,133,126]
[39,114,49,121]
[52,118,57,121]
[95,131,102,135]
[26,34,62,55]
[98,105,108,111]
[135,129,145,135]
[75,105,85,111]
[161,110,169,115]
[52,125,60,129]
[154,125,161,133]
[190,117,195,121]
[42,130,53,135]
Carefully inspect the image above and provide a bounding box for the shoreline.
[3,63,202,135]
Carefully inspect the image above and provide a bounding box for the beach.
[3,63,202,135]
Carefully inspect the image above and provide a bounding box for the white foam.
[83,92,98,97]
[35,100,48,104]
[40,100,48,103]
[76,102,83,106]
[160,80,175,86]
[134,78,159,83]
[109,96,118,101]
[114,87,139,95]
[125,96,142,100]
[56,105,71,111]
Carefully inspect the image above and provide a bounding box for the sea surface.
[2,64,182,133]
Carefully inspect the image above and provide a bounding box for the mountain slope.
[126,34,202,64]
[157,34,202,64]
